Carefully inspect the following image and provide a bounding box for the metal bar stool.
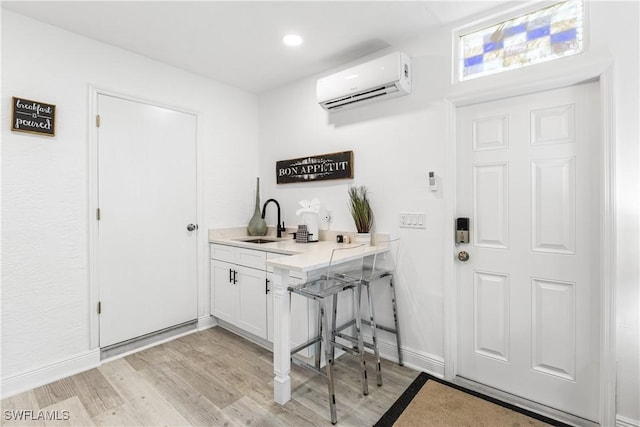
[333,237,403,387]
[288,244,366,425]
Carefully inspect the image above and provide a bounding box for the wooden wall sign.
[276,151,354,184]
[11,97,56,137]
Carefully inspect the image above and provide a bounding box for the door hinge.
[95,114,101,127]
[98,301,102,314]
[96,208,101,221]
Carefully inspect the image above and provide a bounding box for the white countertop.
[209,236,382,273]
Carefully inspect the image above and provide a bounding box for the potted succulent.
[348,185,373,245]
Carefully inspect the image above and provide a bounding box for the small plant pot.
[354,233,371,246]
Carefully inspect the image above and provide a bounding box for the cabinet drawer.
[236,247,267,270]
[210,244,266,270]
[210,244,235,263]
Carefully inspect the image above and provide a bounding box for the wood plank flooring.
[1,327,419,426]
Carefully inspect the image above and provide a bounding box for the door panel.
[473,271,510,362]
[531,158,576,253]
[531,277,576,381]
[98,94,197,347]
[473,163,509,248]
[456,82,599,421]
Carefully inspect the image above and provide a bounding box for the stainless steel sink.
[238,238,278,244]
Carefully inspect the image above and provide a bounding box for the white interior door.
[98,94,198,348]
[456,82,600,421]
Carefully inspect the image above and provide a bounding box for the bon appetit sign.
[11,97,56,137]
[276,151,354,184]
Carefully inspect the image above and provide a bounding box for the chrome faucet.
[261,198,286,238]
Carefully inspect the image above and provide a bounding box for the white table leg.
[272,267,291,404]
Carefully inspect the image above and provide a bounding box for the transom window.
[457,0,584,81]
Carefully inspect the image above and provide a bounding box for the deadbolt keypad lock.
[456,217,470,244]
[456,230,469,244]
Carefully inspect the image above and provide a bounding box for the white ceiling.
[2,1,506,93]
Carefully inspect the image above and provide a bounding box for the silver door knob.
[187,224,198,231]
[457,251,470,262]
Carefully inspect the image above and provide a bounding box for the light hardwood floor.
[1,327,419,426]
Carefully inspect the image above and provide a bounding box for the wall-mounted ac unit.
[316,51,411,112]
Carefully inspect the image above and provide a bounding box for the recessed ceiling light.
[282,34,303,47]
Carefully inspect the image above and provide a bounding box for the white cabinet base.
[210,245,268,340]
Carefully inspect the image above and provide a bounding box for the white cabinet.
[211,243,327,350]
[210,245,268,340]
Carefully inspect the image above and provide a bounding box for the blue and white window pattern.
[459,0,584,81]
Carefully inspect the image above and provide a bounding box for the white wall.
[258,1,639,423]
[1,11,260,383]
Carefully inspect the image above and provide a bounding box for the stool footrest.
[335,318,398,336]
[330,340,361,356]
[334,319,357,333]
[334,331,375,350]
[291,335,322,356]
[291,355,325,377]
[360,319,398,335]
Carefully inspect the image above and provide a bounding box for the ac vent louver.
[324,85,400,110]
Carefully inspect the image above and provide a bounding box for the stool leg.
[354,281,369,396]
[388,274,403,366]
[365,281,383,386]
[331,292,338,363]
[320,300,338,425]
[315,299,322,370]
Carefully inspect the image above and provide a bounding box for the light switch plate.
[400,212,426,229]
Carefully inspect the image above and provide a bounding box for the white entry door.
[456,82,600,421]
[97,94,198,348]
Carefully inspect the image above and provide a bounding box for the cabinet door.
[236,266,267,339]
[211,259,237,323]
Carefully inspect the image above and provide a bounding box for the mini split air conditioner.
[316,51,411,112]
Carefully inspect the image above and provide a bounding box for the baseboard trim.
[215,320,273,351]
[617,415,640,427]
[197,315,217,331]
[362,332,445,377]
[1,350,101,400]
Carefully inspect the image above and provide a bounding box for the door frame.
[87,87,206,350]
[443,63,617,426]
